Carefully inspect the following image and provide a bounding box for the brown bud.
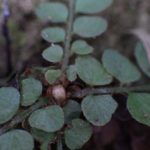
[46,86,52,97]
[52,85,66,105]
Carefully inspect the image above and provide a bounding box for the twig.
[2,0,12,75]
[0,98,47,135]
[61,0,76,74]
[71,85,150,98]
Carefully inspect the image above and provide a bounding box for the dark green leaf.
[71,40,93,55]
[42,45,63,63]
[127,93,150,126]
[31,128,55,143]
[29,105,64,132]
[73,16,107,38]
[81,95,118,126]
[21,78,42,106]
[75,56,112,85]
[102,49,141,83]
[66,65,77,82]
[134,42,150,77]
[0,130,34,150]
[45,69,61,84]
[76,0,113,14]
[65,119,92,150]
[63,100,81,123]
[41,27,65,43]
[31,128,55,150]
[0,87,20,124]
[35,2,68,23]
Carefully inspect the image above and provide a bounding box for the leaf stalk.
[61,0,76,74]
[71,85,150,98]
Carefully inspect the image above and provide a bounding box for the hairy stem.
[0,98,47,135]
[0,84,150,134]
[71,85,150,98]
[61,0,76,74]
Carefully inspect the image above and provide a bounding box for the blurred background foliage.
[0,0,150,77]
